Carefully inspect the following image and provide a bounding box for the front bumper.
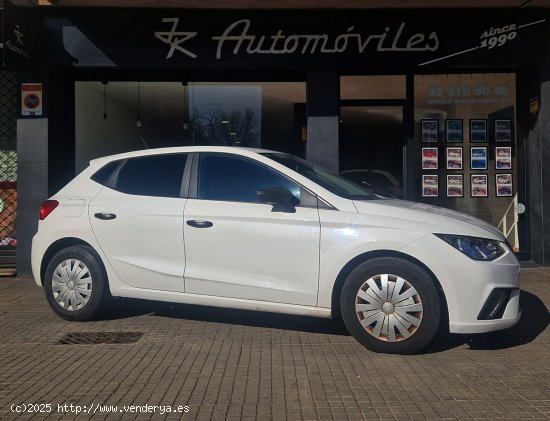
[401,234,521,335]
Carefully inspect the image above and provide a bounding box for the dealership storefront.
[5,4,550,273]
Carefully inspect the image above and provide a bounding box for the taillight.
[40,200,59,220]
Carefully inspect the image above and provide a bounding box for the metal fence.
[0,72,17,268]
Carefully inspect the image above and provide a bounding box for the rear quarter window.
[90,160,123,186]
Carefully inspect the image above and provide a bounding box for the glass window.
[198,154,300,203]
[90,160,122,186]
[414,73,518,247]
[340,76,406,100]
[112,154,188,198]
[75,81,307,174]
[189,82,306,156]
[75,82,190,174]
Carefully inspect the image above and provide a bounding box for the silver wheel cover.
[355,274,423,342]
[52,259,93,311]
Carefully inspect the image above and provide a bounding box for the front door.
[184,153,320,306]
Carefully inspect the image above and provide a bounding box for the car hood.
[352,199,507,241]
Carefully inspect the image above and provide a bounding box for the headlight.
[434,234,507,261]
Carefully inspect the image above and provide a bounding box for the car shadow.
[99,298,349,336]
[99,290,548,350]
[421,290,550,353]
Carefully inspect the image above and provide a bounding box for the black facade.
[5,3,550,272]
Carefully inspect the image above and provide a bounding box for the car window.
[263,153,379,200]
[197,154,301,203]
[111,154,188,198]
[90,160,123,186]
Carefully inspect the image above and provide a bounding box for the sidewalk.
[0,268,548,420]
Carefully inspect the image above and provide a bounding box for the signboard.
[3,1,33,73]
[21,83,42,116]
[1,7,4,48]
[41,8,550,71]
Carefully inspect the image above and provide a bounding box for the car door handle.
[186,220,213,228]
[94,212,117,220]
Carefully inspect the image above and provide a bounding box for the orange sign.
[21,83,42,116]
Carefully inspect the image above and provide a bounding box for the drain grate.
[57,332,144,345]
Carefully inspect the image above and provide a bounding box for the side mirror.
[257,187,299,213]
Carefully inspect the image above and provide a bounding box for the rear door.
[89,153,189,292]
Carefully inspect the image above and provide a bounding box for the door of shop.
[339,105,406,199]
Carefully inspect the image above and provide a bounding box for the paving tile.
[0,269,548,420]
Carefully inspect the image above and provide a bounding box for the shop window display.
[76,81,306,173]
[414,73,518,248]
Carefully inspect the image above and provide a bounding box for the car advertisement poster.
[422,175,438,197]
[495,146,512,169]
[471,174,488,197]
[421,119,438,143]
[496,173,513,197]
[495,119,512,142]
[446,119,463,143]
[447,175,464,197]
[446,147,463,170]
[470,147,488,170]
[422,147,438,169]
[469,119,487,143]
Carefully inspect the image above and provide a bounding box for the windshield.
[262,153,379,200]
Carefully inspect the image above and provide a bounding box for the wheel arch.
[330,250,449,326]
[39,237,97,286]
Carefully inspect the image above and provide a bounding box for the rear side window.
[90,160,122,186]
[111,154,188,198]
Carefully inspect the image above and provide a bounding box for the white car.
[31,146,520,354]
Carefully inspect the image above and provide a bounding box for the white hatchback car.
[32,146,520,354]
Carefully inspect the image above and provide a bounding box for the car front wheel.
[44,245,112,321]
[340,257,441,354]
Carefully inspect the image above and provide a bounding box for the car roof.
[89,146,279,167]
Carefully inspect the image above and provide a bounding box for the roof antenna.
[139,135,149,150]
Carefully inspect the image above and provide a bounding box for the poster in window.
[471,174,488,197]
[469,119,487,143]
[495,119,512,142]
[422,147,438,170]
[495,146,512,169]
[446,147,463,170]
[447,175,464,197]
[422,175,438,197]
[421,119,439,143]
[496,173,513,197]
[445,119,463,143]
[470,147,487,170]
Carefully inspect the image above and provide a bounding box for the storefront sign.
[41,9,550,71]
[3,1,33,73]
[21,83,42,116]
[1,8,4,50]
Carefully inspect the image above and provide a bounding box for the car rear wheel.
[340,257,441,354]
[44,245,112,321]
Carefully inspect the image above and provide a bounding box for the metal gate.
[0,72,17,269]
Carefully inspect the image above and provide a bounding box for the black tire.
[44,245,112,321]
[340,257,441,354]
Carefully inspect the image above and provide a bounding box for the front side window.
[197,154,300,203]
[263,153,379,200]
[111,154,188,198]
